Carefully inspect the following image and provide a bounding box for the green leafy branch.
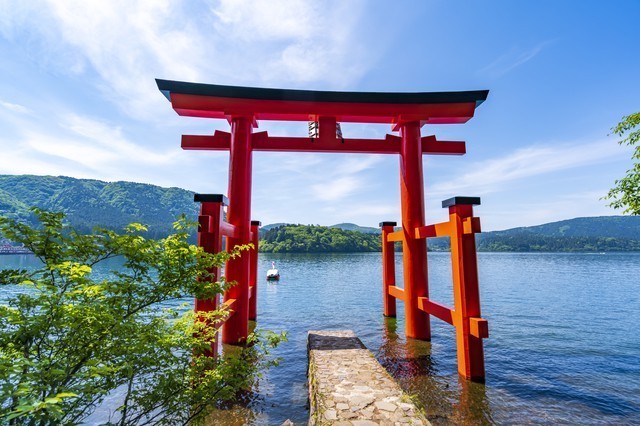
[0,208,285,425]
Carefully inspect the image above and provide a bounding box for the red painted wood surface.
[169,93,478,124]
[182,131,466,156]
[381,223,397,317]
[449,203,486,381]
[249,221,260,321]
[222,117,253,344]
[195,199,224,356]
[399,121,431,340]
[384,198,489,381]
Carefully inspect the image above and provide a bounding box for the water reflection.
[455,376,494,425]
[378,317,494,425]
[203,321,271,426]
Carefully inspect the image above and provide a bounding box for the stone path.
[308,330,430,426]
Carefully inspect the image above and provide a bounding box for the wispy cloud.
[475,189,619,231]
[0,112,199,187]
[310,155,382,201]
[326,203,397,218]
[211,0,369,86]
[0,0,371,120]
[430,139,626,197]
[0,100,29,114]
[313,176,362,201]
[479,40,553,78]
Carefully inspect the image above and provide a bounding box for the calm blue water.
[2,252,639,425]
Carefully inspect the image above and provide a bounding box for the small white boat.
[266,261,280,281]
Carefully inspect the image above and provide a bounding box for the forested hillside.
[0,175,197,238]
[1,174,639,252]
[261,217,640,253]
[426,216,640,252]
[259,224,381,253]
[477,233,640,252]
[489,216,640,240]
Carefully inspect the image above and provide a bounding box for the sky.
[0,0,639,231]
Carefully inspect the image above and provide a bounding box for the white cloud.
[213,1,316,41]
[475,190,619,231]
[0,112,191,186]
[312,176,361,201]
[254,151,324,175]
[333,155,382,175]
[211,0,369,86]
[334,203,397,218]
[479,40,553,78]
[0,100,29,114]
[0,0,371,121]
[309,154,382,201]
[429,139,626,197]
[59,114,173,165]
[44,0,205,119]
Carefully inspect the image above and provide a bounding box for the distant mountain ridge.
[329,223,381,234]
[0,175,197,238]
[1,174,638,252]
[262,216,640,252]
[262,216,640,240]
[491,216,640,240]
[429,216,640,252]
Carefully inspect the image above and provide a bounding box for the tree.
[605,112,640,215]
[0,209,285,425]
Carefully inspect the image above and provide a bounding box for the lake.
[2,252,639,425]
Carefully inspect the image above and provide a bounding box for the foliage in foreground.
[605,112,640,215]
[0,209,285,425]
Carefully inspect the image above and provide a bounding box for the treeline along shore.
[260,224,640,253]
[259,224,381,253]
[1,175,639,253]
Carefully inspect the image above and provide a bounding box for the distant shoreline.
[257,249,640,254]
[0,246,33,255]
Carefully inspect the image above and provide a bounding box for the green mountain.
[0,175,198,239]
[259,223,291,236]
[490,216,640,239]
[329,223,381,234]
[258,217,640,253]
[1,174,638,252]
[427,216,640,252]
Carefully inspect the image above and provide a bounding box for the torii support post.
[399,121,430,340]
[223,116,254,344]
[445,196,487,381]
[194,193,228,356]
[388,196,488,381]
[249,220,261,321]
[380,221,397,317]
[156,78,489,354]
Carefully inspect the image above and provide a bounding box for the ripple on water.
[2,252,639,425]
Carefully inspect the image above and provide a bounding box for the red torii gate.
[157,79,489,381]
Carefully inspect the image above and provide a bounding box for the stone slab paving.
[308,330,430,426]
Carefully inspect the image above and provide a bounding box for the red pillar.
[194,194,227,356]
[380,221,397,317]
[399,121,431,340]
[223,116,253,344]
[446,197,486,381]
[249,220,260,321]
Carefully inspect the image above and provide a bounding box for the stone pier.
[308,330,430,425]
